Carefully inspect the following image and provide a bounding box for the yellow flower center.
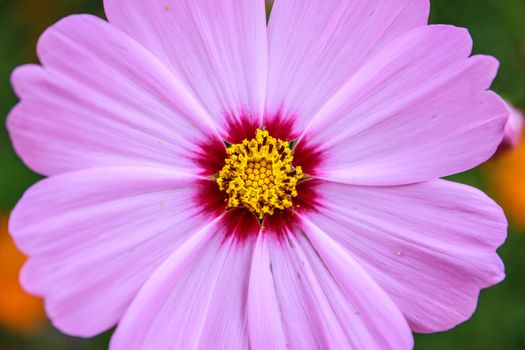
[217,129,303,219]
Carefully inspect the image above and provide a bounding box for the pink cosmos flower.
[499,103,524,151]
[7,0,509,349]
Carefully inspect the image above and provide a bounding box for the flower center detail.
[216,129,303,219]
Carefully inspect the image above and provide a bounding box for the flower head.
[7,0,508,349]
[488,127,525,228]
[499,103,524,152]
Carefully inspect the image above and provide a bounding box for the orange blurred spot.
[0,215,45,334]
[487,132,525,228]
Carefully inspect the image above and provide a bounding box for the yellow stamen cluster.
[217,129,303,219]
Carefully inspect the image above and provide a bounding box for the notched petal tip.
[35,14,103,61]
[9,64,42,99]
[470,55,501,90]
[423,24,473,56]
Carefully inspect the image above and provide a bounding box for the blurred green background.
[0,0,524,349]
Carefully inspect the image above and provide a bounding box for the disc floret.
[217,129,303,219]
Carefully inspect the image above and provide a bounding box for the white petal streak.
[110,231,254,350]
[104,0,268,131]
[300,25,507,185]
[247,234,287,350]
[8,15,217,176]
[9,167,208,337]
[300,220,413,349]
[264,227,413,349]
[305,179,506,332]
[266,0,429,130]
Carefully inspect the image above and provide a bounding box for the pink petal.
[112,221,412,349]
[263,231,412,349]
[304,179,506,332]
[8,15,217,176]
[9,167,213,337]
[266,0,429,131]
[110,232,253,350]
[104,0,268,136]
[300,25,508,185]
[247,234,287,350]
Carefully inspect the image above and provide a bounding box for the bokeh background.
[1,0,524,349]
